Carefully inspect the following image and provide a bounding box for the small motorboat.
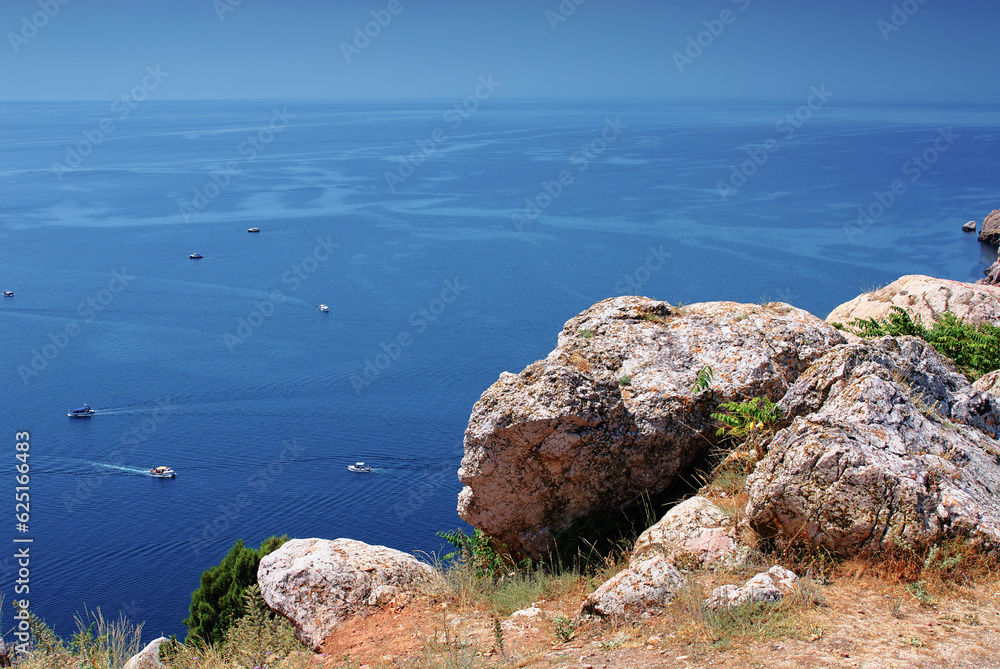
[189,253,203,259]
[963,220,977,232]
[3,291,13,297]
[348,462,371,473]
[247,227,260,233]
[149,466,176,478]
[68,404,96,418]
[318,304,329,312]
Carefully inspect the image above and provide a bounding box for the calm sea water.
[2,99,998,639]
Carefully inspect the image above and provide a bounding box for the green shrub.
[183,535,288,645]
[847,306,1000,379]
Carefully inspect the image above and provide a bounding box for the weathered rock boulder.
[746,336,1000,556]
[826,275,1000,327]
[977,209,1000,244]
[704,566,798,610]
[973,370,1000,397]
[258,538,445,649]
[458,296,845,558]
[580,555,686,619]
[631,496,746,570]
[123,637,168,669]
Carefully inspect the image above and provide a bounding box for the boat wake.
[84,462,151,476]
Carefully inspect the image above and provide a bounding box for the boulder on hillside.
[631,496,746,570]
[123,637,168,669]
[704,566,799,611]
[257,538,445,649]
[458,296,845,558]
[746,336,1000,557]
[579,555,686,619]
[977,209,1000,244]
[826,275,1000,328]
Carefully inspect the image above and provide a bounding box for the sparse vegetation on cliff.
[843,305,1000,379]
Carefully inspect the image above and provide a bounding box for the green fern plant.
[711,397,782,440]
[437,528,508,577]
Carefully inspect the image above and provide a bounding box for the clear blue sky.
[2,0,997,103]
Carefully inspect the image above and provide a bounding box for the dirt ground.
[319,569,1000,669]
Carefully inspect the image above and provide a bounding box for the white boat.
[3,291,13,297]
[348,462,371,473]
[319,304,329,312]
[149,466,176,478]
[68,404,95,417]
[247,227,260,233]
[189,253,203,259]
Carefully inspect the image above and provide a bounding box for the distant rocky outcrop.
[631,496,746,570]
[826,274,1000,327]
[979,248,1000,286]
[458,296,845,558]
[977,209,1000,244]
[257,538,444,649]
[746,336,1000,556]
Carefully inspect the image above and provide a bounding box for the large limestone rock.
[746,336,1000,556]
[579,555,686,618]
[977,209,1000,244]
[826,275,1000,327]
[458,296,844,558]
[257,538,444,649]
[631,496,746,570]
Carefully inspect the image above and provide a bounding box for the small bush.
[618,375,632,386]
[183,535,288,644]
[847,306,1000,379]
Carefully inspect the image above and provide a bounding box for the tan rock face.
[973,370,1000,397]
[977,209,1000,244]
[631,496,746,570]
[257,538,444,649]
[579,555,686,619]
[747,337,1000,556]
[458,296,845,558]
[826,274,1000,327]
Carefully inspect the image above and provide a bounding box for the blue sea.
[2,99,999,640]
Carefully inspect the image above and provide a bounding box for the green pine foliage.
[846,306,1000,379]
[183,535,288,645]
